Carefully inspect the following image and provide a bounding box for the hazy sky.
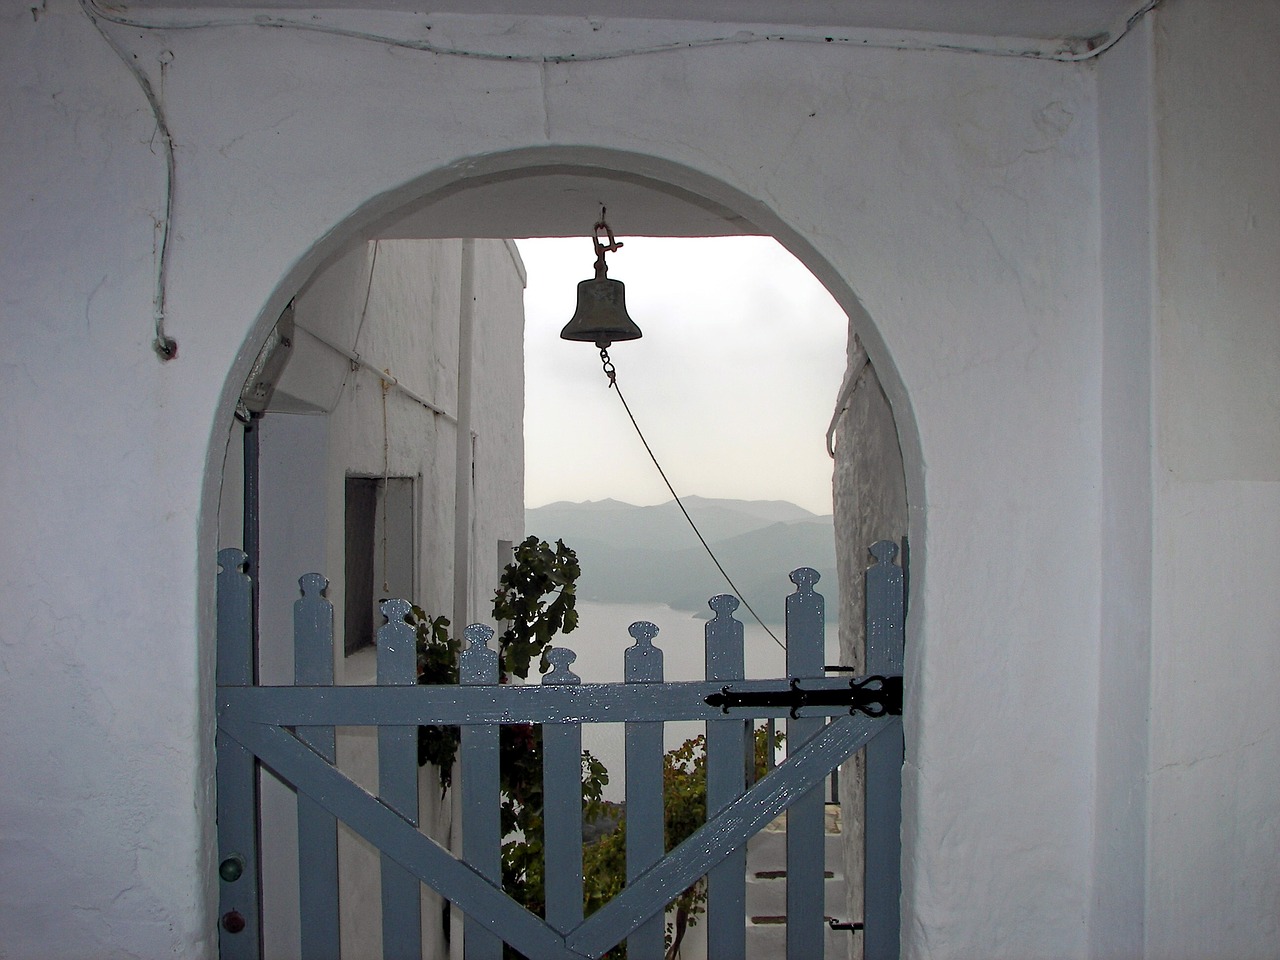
[518,236,849,516]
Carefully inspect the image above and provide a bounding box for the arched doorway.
[206,149,917,959]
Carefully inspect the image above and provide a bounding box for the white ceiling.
[374,169,759,240]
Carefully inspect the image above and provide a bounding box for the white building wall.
[0,1,1275,958]
[1091,15,1156,959]
[214,237,525,957]
[1146,2,1280,956]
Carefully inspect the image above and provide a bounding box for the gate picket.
[460,624,503,960]
[215,549,261,960]
[542,647,585,934]
[293,573,340,960]
[785,568,826,958]
[624,622,666,960]
[376,599,422,960]
[705,594,747,959]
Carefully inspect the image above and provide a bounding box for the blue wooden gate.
[215,542,904,959]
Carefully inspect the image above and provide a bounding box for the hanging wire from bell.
[595,345,786,652]
[559,209,643,348]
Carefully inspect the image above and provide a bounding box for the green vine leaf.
[492,536,580,681]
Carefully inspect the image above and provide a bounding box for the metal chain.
[599,347,617,385]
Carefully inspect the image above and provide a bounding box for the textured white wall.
[1,1,1273,958]
[1146,2,1280,957]
[0,7,218,958]
[0,5,1101,956]
[1092,15,1156,959]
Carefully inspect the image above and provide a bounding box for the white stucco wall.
[1092,15,1156,959]
[1145,2,1280,957]
[1,1,1275,958]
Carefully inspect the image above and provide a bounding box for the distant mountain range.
[525,497,836,624]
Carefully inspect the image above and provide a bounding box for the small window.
[344,476,415,655]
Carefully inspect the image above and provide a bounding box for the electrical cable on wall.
[80,0,178,360]
[82,0,1162,64]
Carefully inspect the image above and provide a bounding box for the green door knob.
[219,855,245,883]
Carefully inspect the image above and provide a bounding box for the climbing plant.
[409,608,461,787]
[413,535,581,791]
[491,535,581,680]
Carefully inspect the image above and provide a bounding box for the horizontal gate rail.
[217,675,895,726]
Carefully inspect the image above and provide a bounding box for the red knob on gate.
[221,911,246,934]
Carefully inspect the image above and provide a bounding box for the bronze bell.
[560,215,643,348]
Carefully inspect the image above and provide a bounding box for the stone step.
[742,805,853,960]
[747,829,846,874]
[745,805,845,873]
[743,920,853,959]
[746,869,848,920]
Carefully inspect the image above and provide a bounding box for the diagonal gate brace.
[219,699,888,957]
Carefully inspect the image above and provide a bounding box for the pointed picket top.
[376,598,416,681]
[461,624,499,685]
[218,547,249,577]
[705,594,744,683]
[786,567,824,679]
[298,572,328,599]
[542,646,581,686]
[625,621,663,684]
[708,593,740,621]
[869,539,898,566]
[789,566,821,592]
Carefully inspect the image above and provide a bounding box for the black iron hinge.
[705,675,902,718]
